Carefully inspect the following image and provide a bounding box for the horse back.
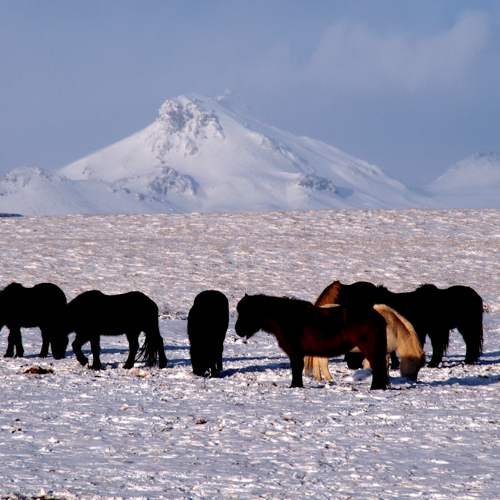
[188,290,229,341]
[67,290,159,334]
[0,282,66,327]
[439,285,483,327]
[301,305,386,357]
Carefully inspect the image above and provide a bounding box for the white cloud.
[299,11,490,93]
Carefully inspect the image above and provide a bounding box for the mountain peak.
[150,95,225,159]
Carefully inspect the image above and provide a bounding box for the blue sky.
[1,0,499,186]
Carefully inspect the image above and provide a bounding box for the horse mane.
[2,282,23,292]
[416,283,439,292]
[314,281,341,306]
[373,304,424,360]
[249,294,313,313]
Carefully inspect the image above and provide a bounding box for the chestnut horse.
[304,281,397,380]
[315,280,484,367]
[304,303,425,382]
[235,294,388,390]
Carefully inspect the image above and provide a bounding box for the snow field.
[0,209,499,497]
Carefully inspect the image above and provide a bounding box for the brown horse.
[315,280,484,367]
[235,294,388,390]
[304,303,425,382]
[304,281,397,379]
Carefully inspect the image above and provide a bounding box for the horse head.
[399,354,426,381]
[235,294,262,339]
[49,308,73,359]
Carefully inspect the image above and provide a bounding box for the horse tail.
[462,292,484,363]
[136,321,167,368]
[373,304,425,367]
[303,356,314,377]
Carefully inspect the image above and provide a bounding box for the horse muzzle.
[234,320,254,338]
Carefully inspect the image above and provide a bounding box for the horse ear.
[244,293,248,297]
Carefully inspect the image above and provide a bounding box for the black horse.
[187,290,229,377]
[321,280,484,367]
[235,294,388,390]
[55,290,167,369]
[0,282,67,358]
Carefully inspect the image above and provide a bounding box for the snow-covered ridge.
[1,95,430,215]
[1,95,498,214]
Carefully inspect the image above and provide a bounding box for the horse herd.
[0,280,485,390]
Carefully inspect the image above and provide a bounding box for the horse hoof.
[427,361,440,368]
[123,363,134,369]
[464,357,478,365]
[91,364,102,371]
[370,384,387,390]
[4,353,14,358]
[159,359,167,369]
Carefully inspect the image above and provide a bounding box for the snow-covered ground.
[0,209,499,498]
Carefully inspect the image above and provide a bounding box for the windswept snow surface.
[0,209,499,497]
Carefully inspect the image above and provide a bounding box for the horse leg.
[209,344,222,378]
[90,335,102,370]
[290,354,305,388]
[390,352,400,370]
[359,334,388,390]
[216,344,223,373]
[4,328,15,357]
[156,331,167,369]
[461,323,482,364]
[427,331,446,368]
[303,356,313,377]
[39,327,50,358]
[345,350,364,369]
[319,357,333,382]
[123,332,139,369]
[72,331,89,366]
[312,357,322,381]
[8,327,24,358]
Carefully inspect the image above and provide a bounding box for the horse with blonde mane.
[235,294,388,390]
[304,281,425,382]
[311,280,484,367]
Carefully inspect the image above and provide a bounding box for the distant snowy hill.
[0,167,167,215]
[427,153,500,208]
[0,95,427,215]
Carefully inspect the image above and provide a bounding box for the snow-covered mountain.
[427,153,500,208]
[0,95,427,215]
